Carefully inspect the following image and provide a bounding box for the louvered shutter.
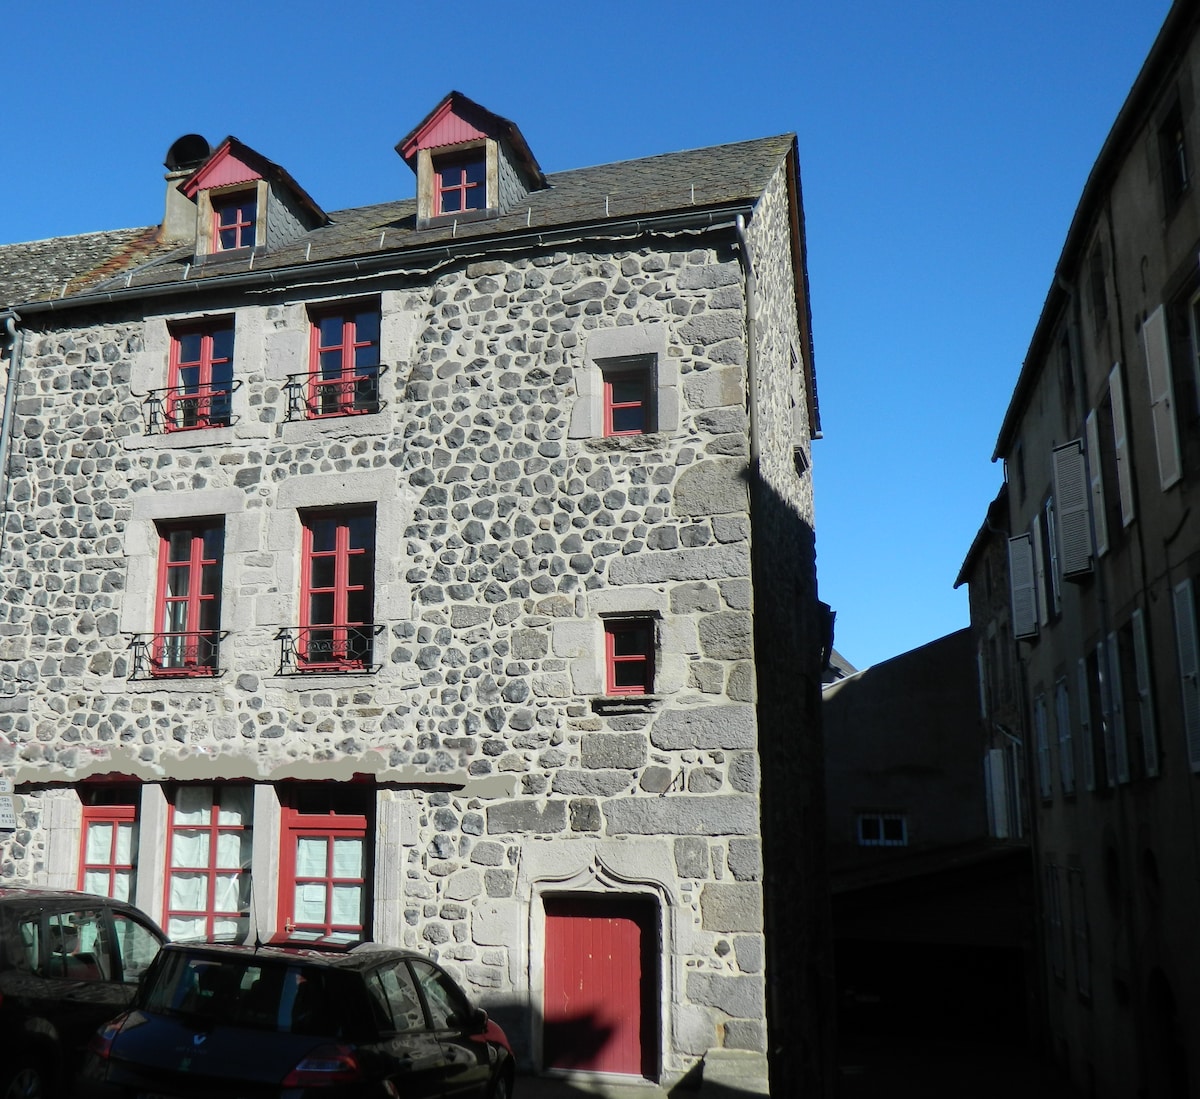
[1034,694,1051,800]
[1108,363,1135,527]
[1097,638,1116,788]
[1106,632,1130,784]
[1055,678,1074,794]
[1084,411,1109,557]
[1008,534,1038,639]
[985,749,1009,838]
[1032,513,1049,627]
[1142,305,1183,490]
[1053,440,1093,577]
[1131,609,1159,777]
[1172,579,1200,772]
[1078,657,1096,792]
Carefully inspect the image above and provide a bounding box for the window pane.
[346,589,372,625]
[333,837,363,877]
[217,786,253,825]
[116,821,135,863]
[355,311,379,345]
[296,882,328,924]
[347,554,372,590]
[171,831,211,869]
[177,333,202,364]
[465,160,485,185]
[296,837,328,878]
[168,915,207,941]
[318,316,343,347]
[319,350,344,377]
[309,593,335,626]
[211,328,234,362]
[309,557,336,591]
[611,627,650,657]
[110,870,132,902]
[202,527,224,560]
[612,662,647,690]
[83,869,111,896]
[175,787,213,825]
[308,519,337,553]
[169,870,208,910]
[85,822,114,864]
[167,530,193,562]
[331,883,362,925]
[348,515,374,551]
[441,188,462,214]
[213,872,242,914]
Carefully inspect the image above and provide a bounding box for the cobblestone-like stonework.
[0,157,816,1075]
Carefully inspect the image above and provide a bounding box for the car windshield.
[144,952,357,1036]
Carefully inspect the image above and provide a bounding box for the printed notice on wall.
[0,779,15,831]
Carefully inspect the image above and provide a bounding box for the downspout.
[734,214,761,472]
[0,311,23,597]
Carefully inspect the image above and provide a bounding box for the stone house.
[0,93,831,1091]
[961,2,1200,1093]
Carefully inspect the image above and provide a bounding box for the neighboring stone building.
[962,3,1200,1093]
[0,93,832,1092]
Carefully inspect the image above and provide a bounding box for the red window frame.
[434,154,486,215]
[212,191,257,251]
[602,358,653,437]
[605,619,655,696]
[153,521,223,676]
[78,802,137,900]
[164,785,251,942]
[299,509,375,671]
[308,306,381,418]
[167,322,234,431]
[278,798,369,938]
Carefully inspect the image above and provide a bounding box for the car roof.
[0,886,150,914]
[159,941,427,973]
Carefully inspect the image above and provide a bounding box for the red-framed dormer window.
[435,154,486,215]
[78,795,138,901]
[605,618,655,696]
[213,191,257,251]
[278,787,370,939]
[300,509,375,671]
[602,357,653,436]
[309,306,381,418]
[168,322,234,431]
[154,520,223,676]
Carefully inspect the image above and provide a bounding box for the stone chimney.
[160,135,211,245]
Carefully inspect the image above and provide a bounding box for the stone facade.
[0,97,827,1091]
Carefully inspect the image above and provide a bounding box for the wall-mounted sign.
[0,778,16,831]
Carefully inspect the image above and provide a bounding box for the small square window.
[435,155,486,215]
[602,357,654,437]
[213,192,257,251]
[856,813,907,847]
[605,619,655,696]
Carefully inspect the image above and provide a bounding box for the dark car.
[0,886,167,1099]
[83,941,515,1099]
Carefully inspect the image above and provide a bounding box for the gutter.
[11,205,755,318]
[0,311,23,608]
[734,214,762,471]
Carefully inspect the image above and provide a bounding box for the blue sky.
[0,0,1174,669]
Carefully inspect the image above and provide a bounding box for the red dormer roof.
[179,137,329,224]
[396,91,546,189]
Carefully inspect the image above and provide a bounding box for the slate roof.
[0,134,795,312]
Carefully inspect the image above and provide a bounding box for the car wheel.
[490,1067,513,1099]
[0,1063,48,1099]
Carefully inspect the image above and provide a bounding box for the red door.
[543,895,657,1077]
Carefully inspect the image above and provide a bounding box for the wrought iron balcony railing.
[129,632,224,678]
[142,381,242,433]
[283,365,387,421]
[276,624,383,674]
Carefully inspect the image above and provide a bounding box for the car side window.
[111,912,162,984]
[411,960,470,1029]
[375,962,426,1032]
[46,910,110,981]
[15,917,39,971]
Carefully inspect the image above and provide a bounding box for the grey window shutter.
[1142,305,1183,491]
[976,643,988,719]
[1172,578,1200,772]
[1053,440,1093,577]
[1106,631,1130,784]
[1078,657,1096,792]
[1097,638,1116,788]
[1131,608,1159,778]
[1108,363,1136,527]
[1008,534,1038,639]
[1084,411,1108,557]
[1055,678,1074,794]
[1034,694,1051,800]
[985,749,1009,838]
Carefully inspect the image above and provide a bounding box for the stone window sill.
[591,695,662,715]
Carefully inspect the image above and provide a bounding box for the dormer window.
[213,191,257,251]
[435,153,486,215]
